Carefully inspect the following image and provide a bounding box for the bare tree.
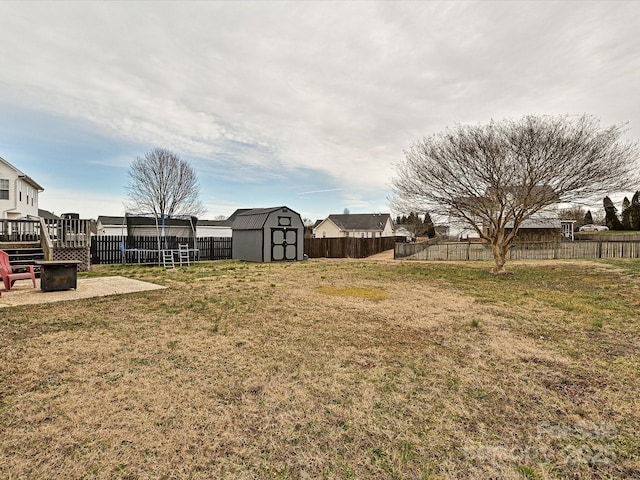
[391,115,637,274]
[126,148,205,218]
[559,205,587,228]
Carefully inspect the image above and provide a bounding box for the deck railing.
[41,218,92,248]
[0,218,41,242]
[1,218,93,249]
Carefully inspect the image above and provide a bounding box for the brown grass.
[1,258,639,479]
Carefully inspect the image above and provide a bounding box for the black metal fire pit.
[35,260,81,292]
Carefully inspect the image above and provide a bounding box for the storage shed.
[232,206,304,262]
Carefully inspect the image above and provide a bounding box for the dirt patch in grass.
[1,259,639,479]
[315,285,389,300]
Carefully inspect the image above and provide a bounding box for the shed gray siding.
[231,206,304,262]
[232,229,265,262]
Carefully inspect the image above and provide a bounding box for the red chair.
[0,250,37,291]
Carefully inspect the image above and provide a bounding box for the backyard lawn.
[1,258,639,479]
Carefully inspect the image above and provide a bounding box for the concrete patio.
[0,276,167,308]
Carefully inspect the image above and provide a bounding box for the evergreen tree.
[621,196,632,230]
[631,191,640,231]
[424,212,436,238]
[603,196,623,230]
[583,210,594,225]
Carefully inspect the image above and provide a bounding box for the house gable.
[0,156,44,219]
[97,216,126,236]
[312,217,342,238]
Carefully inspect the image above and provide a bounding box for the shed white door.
[271,228,297,261]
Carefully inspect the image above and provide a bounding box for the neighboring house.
[312,213,395,238]
[97,216,126,236]
[197,219,233,238]
[125,214,197,238]
[505,214,575,242]
[38,209,60,220]
[97,215,199,238]
[193,209,251,238]
[449,207,572,242]
[448,218,482,241]
[394,225,413,242]
[97,215,235,238]
[0,156,44,219]
[448,186,573,242]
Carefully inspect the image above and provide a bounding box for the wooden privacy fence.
[91,236,232,264]
[395,240,640,261]
[305,236,401,259]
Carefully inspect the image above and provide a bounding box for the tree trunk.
[491,241,509,275]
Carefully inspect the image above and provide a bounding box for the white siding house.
[96,216,127,236]
[448,199,571,242]
[313,213,395,238]
[0,156,44,219]
[197,219,233,237]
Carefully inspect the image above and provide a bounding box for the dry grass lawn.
[1,258,639,479]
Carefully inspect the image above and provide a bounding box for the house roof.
[0,156,44,191]
[124,214,197,227]
[506,218,561,229]
[232,206,300,230]
[323,213,392,232]
[394,226,413,237]
[38,209,59,219]
[97,216,125,225]
[198,219,232,227]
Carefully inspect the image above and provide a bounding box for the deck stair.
[0,242,45,275]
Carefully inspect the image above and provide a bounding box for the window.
[0,179,8,200]
[277,216,291,226]
[322,231,326,238]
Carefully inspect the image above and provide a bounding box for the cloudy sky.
[1,1,639,221]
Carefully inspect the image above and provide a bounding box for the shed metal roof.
[232,206,299,230]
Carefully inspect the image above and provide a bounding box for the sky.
[1,1,639,222]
